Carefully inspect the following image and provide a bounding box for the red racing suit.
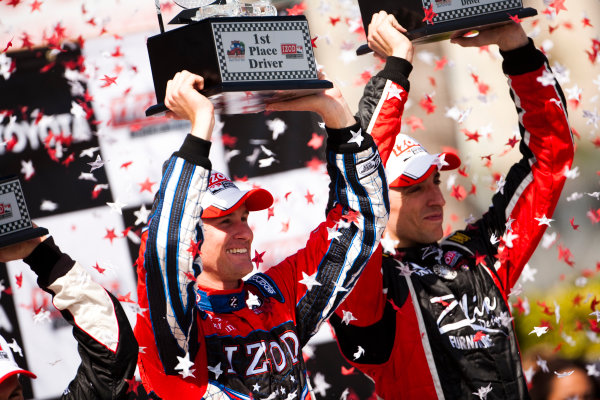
[135,122,389,399]
[330,40,574,399]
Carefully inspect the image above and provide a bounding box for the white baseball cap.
[386,134,461,188]
[201,171,273,219]
[0,335,36,383]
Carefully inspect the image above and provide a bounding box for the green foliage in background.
[513,277,600,361]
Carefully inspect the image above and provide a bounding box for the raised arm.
[267,71,390,346]
[445,23,575,294]
[331,12,415,330]
[135,71,215,395]
[357,11,414,164]
[1,235,138,399]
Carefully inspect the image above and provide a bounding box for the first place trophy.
[0,176,48,248]
[145,0,332,115]
[355,0,537,55]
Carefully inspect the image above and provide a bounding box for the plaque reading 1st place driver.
[427,0,526,24]
[354,0,536,53]
[213,20,316,83]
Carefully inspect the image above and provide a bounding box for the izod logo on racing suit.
[216,329,300,378]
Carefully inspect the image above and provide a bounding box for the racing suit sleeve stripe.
[472,43,574,294]
[333,60,411,328]
[496,61,574,291]
[357,56,412,165]
[366,80,407,164]
[139,135,211,377]
[268,125,389,346]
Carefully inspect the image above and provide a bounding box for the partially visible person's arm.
[6,236,138,399]
[445,23,574,295]
[135,71,214,399]
[333,11,414,333]
[266,76,390,346]
[357,11,413,164]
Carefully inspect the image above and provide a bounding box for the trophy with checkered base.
[355,0,537,55]
[0,176,48,248]
[145,0,332,116]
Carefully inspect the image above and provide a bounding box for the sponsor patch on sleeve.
[356,153,381,180]
[446,232,471,244]
[246,273,285,303]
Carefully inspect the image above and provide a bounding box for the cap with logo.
[0,335,36,383]
[201,171,274,219]
[386,134,461,188]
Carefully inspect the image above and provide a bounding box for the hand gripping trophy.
[146,0,332,115]
[354,0,538,55]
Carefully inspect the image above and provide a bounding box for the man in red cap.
[329,12,574,400]
[0,233,139,399]
[134,71,390,398]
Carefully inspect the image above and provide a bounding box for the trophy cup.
[355,0,537,55]
[0,176,48,248]
[145,0,332,116]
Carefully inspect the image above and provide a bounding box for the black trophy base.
[357,7,537,55]
[146,79,333,116]
[0,227,48,249]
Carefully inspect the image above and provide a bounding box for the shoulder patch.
[446,231,471,245]
[245,273,285,303]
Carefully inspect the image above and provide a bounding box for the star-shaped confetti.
[473,383,492,400]
[251,250,265,269]
[422,5,437,24]
[353,346,365,360]
[341,310,357,325]
[529,326,549,337]
[133,205,150,225]
[299,271,321,291]
[534,215,554,226]
[107,199,127,215]
[87,154,105,172]
[175,352,196,378]
[347,128,363,147]
[326,225,342,241]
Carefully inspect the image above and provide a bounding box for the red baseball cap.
[387,134,461,188]
[201,171,273,219]
[0,335,36,383]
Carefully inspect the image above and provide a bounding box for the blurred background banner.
[1,0,599,398]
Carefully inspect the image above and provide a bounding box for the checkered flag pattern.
[424,0,522,23]
[0,179,30,236]
[213,21,318,82]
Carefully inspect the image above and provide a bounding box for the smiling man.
[134,70,389,399]
[329,11,575,400]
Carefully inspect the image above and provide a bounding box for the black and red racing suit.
[330,39,574,399]
[22,236,140,399]
[135,123,389,399]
